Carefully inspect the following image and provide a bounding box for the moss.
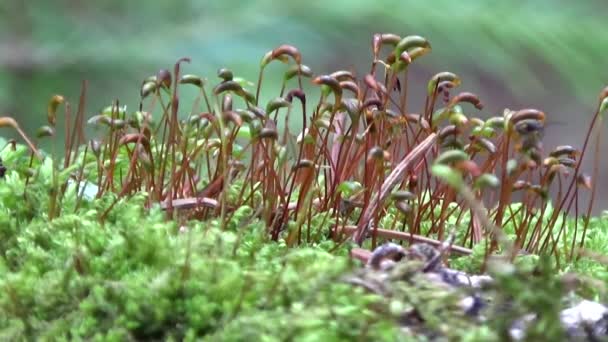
[1,33,607,340]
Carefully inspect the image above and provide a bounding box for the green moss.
[0,167,401,339]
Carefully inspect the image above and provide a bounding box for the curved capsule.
[471,137,496,154]
[549,145,578,158]
[173,57,191,79]
[235,109,256,123]
[260,50,288,67]
[407,47,430,61]
[259,44,302,68]
[469,117,484,127]
[187,113,202,125]
[47,95,65,126]
[217,68,233,81]
[156,69,172,89]
[434,149,468,165]
[449,92,483,110]
[242,89,256,104]
[558,157,577,168]
[292,159,314,170]
[474,173,500,189]
[427,72,460,96]
[399,51,412,64]
[197,112,217,123]
[362,98,382,110]
[438,125,459,141]
[372,33,402,56]
[266,97,291,114]
[87,115,112,126]
[441,136,464,150]
[330,70,355,82]
[258,127,278,140]
[36,125,55,138]
[284,64,313,81]
[543,157,559,167]
[391,38,431,71]
[249,107,266,119]
[313,75,343,106]
[271,44,302,64]
[179,74,204,88]
[510,109,545,125]
[485,117,505,130]
[213,81,243,95]
[222,111,243,127]
[313,118,330,131]
[286,89,306,105]
[259,50,273,68]
[109,119,127,130]
[514,119,544,136]
[118,133,151,150]
[449,112,468,126]
[141,81,158,98]
[89,140,102,157]
[340,99,360,119]
[437,80,456,92]
[394,35,430,57]
[368,146,387,161]
[339,81,360,96]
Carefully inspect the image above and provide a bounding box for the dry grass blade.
[160,197,219,210]
[353,133,437,245]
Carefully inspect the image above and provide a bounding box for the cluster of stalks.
[2,34,606,266]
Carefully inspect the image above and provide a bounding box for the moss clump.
[0,171,404,340]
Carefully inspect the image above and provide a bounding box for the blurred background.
[1,0,607,210]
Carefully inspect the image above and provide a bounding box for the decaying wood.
[350,248,372,263]
[160,197,219,210]
[335,225,472,256]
